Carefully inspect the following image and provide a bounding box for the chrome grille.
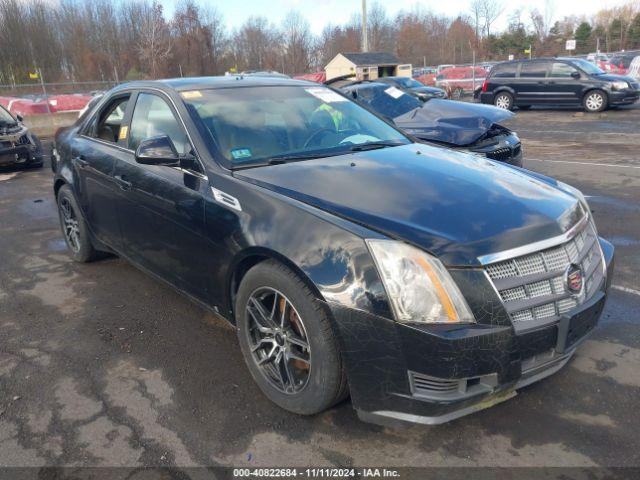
[485,221,605,331]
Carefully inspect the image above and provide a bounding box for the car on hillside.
[480,57,640,112]
[374,76,447,100]
[340,81,523,166]
[0,104,44,169]
[53,76,613,426]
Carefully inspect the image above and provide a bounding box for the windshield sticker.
[384,87,405,99]
[230,148,252,160]
[181,90,202,99]
[305,87,348,103]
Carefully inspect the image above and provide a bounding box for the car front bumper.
[0,134,43,167]
[328,238,614,427]
[608,88,640,105]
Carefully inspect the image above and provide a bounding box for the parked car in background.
[437,64,455,73]
[436,66,487,99]
[375,76,447,100]
[605,53,637,74]
[480,57,640,112]
[628,56,640,82]
[341,81,522,166]
[586,53,610,67]
[0,103,44,168]
[53,76,614,426]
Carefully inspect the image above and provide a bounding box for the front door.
[73,94,132,249]
[546,62,583,104]
[112,91,211,302]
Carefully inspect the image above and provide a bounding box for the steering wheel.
[303,128,334,148]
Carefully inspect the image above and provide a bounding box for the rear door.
[74,93,133,249]
[111,90,212,302]
[547,62,583,104]
[515,61,551,104]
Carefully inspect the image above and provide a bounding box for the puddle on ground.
[47,238,68,252]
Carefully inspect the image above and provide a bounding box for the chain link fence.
[0,81,119,100]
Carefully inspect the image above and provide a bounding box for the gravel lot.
[1,104,639,470]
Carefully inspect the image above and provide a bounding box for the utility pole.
[361,0,368,52]
[37,68,52,115]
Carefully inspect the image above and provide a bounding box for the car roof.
[343,82,388,90]
[111,75,317,94]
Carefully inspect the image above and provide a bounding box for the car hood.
[235,144,581,266]
[393,99,514,146]
[594,72,638,84]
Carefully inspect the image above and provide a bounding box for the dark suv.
[480,57,640,112]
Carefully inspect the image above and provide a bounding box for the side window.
[86,96,130,144]
[129,93,190,156]
[492,63,516,78]
[520,62,549,78]
[550,63,577,78]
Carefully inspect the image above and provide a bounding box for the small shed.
[325,52,411,81]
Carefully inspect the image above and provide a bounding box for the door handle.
[114,175,132,191]
[72,156,88,169]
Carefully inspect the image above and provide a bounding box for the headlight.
[366,239,475,324]
[611,81,629,90]
[557,180,589,212]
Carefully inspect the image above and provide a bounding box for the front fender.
[205,173,393,322]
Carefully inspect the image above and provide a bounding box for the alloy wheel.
[585,93,604,112]
[495,94,511,109]
[245,287,311,394]
[60,197,81,252]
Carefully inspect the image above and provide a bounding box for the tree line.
[1,0,640,86]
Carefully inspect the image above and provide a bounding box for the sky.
[160,0,630,34]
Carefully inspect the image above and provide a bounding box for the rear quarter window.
[491,64,517,78]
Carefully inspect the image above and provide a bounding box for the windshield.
[394,77,423,89]
[0,105,15,124]
[351,85,423,118]
[184,85,410,167]
[571,59,604,75]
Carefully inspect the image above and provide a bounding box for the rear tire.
[56,185,101,262]
[583,90,607,113]
[235,260,348,415]
[494,92,514,110]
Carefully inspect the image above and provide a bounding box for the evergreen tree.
[575,22,592,54]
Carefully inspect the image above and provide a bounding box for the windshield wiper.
[231,152,331,170]
[348,141,405,152]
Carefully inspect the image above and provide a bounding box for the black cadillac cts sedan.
[53,77,614,426]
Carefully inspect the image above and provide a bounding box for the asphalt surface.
[0,105,639,470]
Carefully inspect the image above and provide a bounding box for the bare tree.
[281,11,313,74]
[479,0,503,37]
[137,1,172,78]
[530,0,556,42]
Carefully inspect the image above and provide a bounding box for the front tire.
[494,92,514,110]
[56,185,100,262]
[235,260,348,415]
[583,90,607,113]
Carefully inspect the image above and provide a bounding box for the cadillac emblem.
[565,264,584,295]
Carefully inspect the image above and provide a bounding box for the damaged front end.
[466,123,522,166]
[0,121,44,168]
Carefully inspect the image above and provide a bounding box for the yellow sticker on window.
[118,126,129,140]
[119,126,128,140]
[181,91,202,99]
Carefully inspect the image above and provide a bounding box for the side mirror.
[571,71,581,80]
[16,114,23,122]
[135,135,180,167]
